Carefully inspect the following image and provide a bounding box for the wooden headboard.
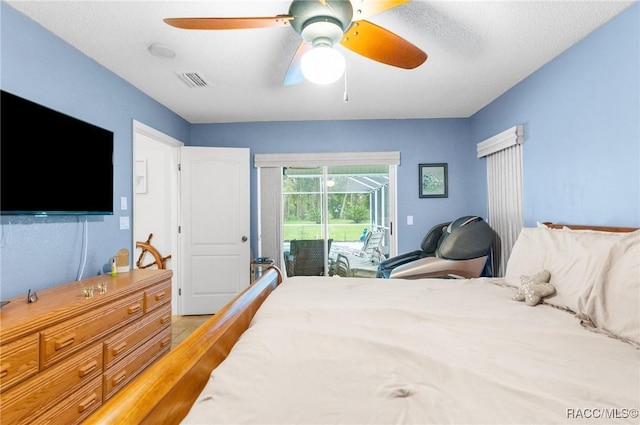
[542,222,637,233]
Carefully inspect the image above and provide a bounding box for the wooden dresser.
[0,269,172,425]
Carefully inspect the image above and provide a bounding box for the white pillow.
[582,230,640,345]
[505,227,624,314]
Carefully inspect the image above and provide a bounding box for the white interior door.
[180,146,250,315]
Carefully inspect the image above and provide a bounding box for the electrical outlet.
[120,216,130,230]
[407,215,414,225]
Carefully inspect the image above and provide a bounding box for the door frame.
[132,120,183,315]
[255,152,400,273]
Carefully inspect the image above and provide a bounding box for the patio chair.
[337,230,385,277]
[285,239,333,277]
[333,253,352,277]
[339,230,385,263]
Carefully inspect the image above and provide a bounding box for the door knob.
[241,236,248,242]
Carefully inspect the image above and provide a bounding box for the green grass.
[283,220,370,241]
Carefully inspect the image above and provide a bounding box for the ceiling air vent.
[175,72,210,88]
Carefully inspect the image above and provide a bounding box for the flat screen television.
[1,90,114,216]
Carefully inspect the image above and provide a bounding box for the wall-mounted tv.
[1,90,114,216]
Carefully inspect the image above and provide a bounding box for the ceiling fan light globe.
[300,46,345,85]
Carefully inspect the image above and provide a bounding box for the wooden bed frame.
[85,223,636,425]
[542,222,637,232]
[84,266,283,425]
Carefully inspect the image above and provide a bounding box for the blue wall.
[190,118,482,258]
[0,3,190,299]
[471,3,639,228]
[1,2,638,300]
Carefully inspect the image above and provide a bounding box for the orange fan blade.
[284,42,312,86]
[340,20,427,69]
[351,0,412,20]
[163,16,293,30]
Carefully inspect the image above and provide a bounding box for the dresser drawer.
[103,325,171,400]
[145,280,171,313]
[103,303,171,369]
[0,333,39,393]
[0,343,102,425]
[30,375,103,425]
[40,292,144,368]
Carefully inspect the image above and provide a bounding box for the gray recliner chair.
[376,216,494,279]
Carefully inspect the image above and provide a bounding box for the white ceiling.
[6,1,635,124]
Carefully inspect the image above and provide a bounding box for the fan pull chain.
[343,66,349,103]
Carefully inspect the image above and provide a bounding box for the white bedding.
[182,276,640,425]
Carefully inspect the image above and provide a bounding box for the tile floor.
[171,315,213,350]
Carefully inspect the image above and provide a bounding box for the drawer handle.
[154,292,166,301]
[112,342,127,356]
[127,303,141,315]
[160,314,171,325]
[112,371,127,386]
[78,360,98,378]
[54,333,76,351]
[78,393,98,413]
[1,363,10,379]
[160,337,171,348]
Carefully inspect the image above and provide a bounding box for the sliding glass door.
[283,165,391,278]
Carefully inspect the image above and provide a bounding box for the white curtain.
[478,126,524,277]
[257,167,284,272]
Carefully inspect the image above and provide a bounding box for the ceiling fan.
[164,0,427,85]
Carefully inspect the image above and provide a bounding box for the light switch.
[120,197,128,210]
[407,215,414,225]
[120,216,130,230]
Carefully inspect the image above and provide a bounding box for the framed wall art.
[419,163,448,198]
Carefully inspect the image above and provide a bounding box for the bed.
[85,222,640,425]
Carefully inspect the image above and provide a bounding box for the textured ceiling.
[5,1,635,123]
